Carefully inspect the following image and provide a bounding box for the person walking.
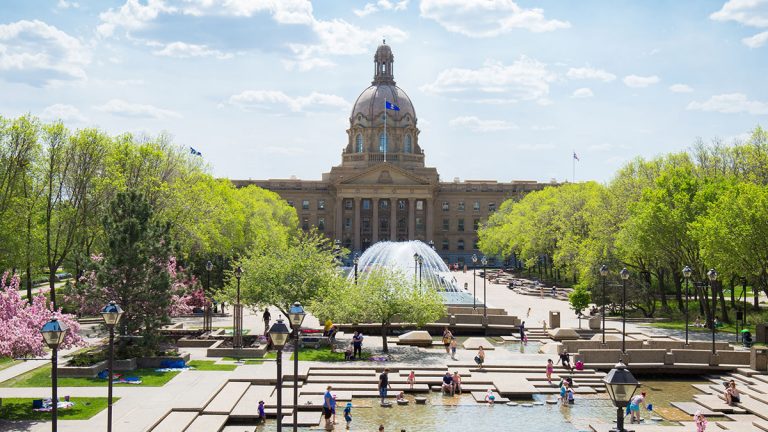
[407,370,415,390]
[323,385,334,429]
[442,327,453,354]
[352,331,363,359]
[450,337,458,360]
[343,402,352,430]
[263,309,271,333]
[694,410,707,432]
[546,359,554,385]
[379,368,392,405]
[475,346,486,369]
[519,321,527,345]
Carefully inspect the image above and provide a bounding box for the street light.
[269,318,291,432]
[707,268,718,354]
[472,254,478,309]
[41,316,69,432]
[481,256,488,322]
[100,301,124,432]
[288,303,306,432]
[417,254,423,289]
[233,266,243,349]
[353,255,359,284]
[682,266,692,346]
[603,361,640,432]
[599,265,608,345]
[413,253,419,284]
[619,268,630,354]
[205,260,213,332]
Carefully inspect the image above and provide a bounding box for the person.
[475,346,486,369]
[452,371,462,395]
[324,319,333,335]
[520,321,527,345]
[344,342,354,361]
[407,370,415,390]
[263,309,271,332]
[328,325,338,344]
[343,402,352,430]
[442,327,453,354]
[725,380,741,406]
[552,286,557,297]
[566,385,575,405]
[352,331,363,359]
[220,301,226,313]
[257,400,266,423]
[629,392,646,423]
[441,372,454,396]
[542,319,548,331]
[378,425,385,432]
[546,359,554,385]
[557,350,572,371]
[213,300,218,314]
[694,410,708,432]
[450,337,458,360]
[379,368,392,404]
[396,391,406,402]
[527,307,531,317]
[539,283,543,298]
[323,386,334,427]
[559,381,568,405]
[694,315,703,328]
[330,394,337,424]
[484,388,496,405]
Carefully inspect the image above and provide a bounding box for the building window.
[356,133,363,153]
[345,199,353,210]
[287,201,295,207]
[458,239,465,250]
[380,199,388,210]
[362,217,370,230]
[473,219,480,231]
[302,200,310,210]
[488,202,496,212]
[317,217,325,231]
[398,217,407,230]
[457,201,465,211]
[362,199,371,210]
[318,200,325,210]
[379,133,388,153]
[473,239,479,250]
[458,219,465,232]
[416,217,424,229]
[344,238,352,249]
[302,218,309,230]
[398,199,406,210]
[442,201,449,211]
[473,201,480,211]
[442,239,449,250]
[416,200,424,211]
[404,134,412,153]
[345,217,352,230]
[442,218,449,231]
[380,217,389,231]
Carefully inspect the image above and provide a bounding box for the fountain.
[351,241,476,305]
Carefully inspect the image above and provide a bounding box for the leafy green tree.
[569,285,591,316]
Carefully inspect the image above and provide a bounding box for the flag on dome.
[385,101,400,111]
[573,152,580,161]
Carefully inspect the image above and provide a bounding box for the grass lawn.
[220,352,276,365]
[648,321,754,335]
[0,364,179,388]
[187,360,237,371]
[0,397,118,421]
[290,348,371,362]
[0,357,20,371]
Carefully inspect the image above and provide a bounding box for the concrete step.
[230,385,274,418]
[150,411,198,432]
[184,414,228,432]
[203,381,250,414]
[282,411,322,427]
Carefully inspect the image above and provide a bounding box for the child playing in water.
[694,410,707,432]
[450,337,458,360]
[407,370,415,390]
[343,402,353,430]
[257,400,266,422]
[546,359,554,385]
[559,381,567,405]
[396,391,406,402]
[484,388,496,405]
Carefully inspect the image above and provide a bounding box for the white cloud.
[566,67,615,82]
[97,0,175,37]
[354,0,409,17]
[531,125,555,131]
[228,90,350,112]
[686,93,768,115]
[669,83,693,93]
[421,56,557,104]
[152,41,234,59]
[623,74,660,88]
[419,0,570,37]
[57,0,80,9]
[710,0,768,28]
[743,30,768,47]
[40,104,88,123]
[571,87,594,98]
[449,116,517,132]
[94,99,182,119]
[181,0,314,24]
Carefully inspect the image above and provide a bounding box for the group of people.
[321,385,354,429]
[442,328,458,360]
[344,331,365,360]
[440,371,463,396]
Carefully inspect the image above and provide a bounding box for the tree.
[568,285,591,316]
[312,267,445,353]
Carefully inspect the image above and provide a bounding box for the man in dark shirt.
[263,309,271,334]
[441,372,454,395]
[558,350,572,370]
[379,368,391,404]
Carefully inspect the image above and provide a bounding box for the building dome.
[350,84,416,122]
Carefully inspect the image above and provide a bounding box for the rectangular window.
[398,200,406,210]
[318,200,325,210]
[442,239,449,250]
[302,218,309,230]
[362,199,371,210]
[473,201,480,211]
[302,200,310,210]
[380,217,389,231]
[317,217,325,231]
[345,199,353,210]
[458,219,465,232]
[380,200,389,209]
[442,201,449,211]
[488,202,496,212]
[398,217,407,230]
[416,217,424,229]
[473,219,480,231]
[473,239,479,250]
[442,218,449,231]
[362,217,370,230]
[416,200,424,211]
[458,239,465,250]
[344,217,352,230]
[457,201,465,211]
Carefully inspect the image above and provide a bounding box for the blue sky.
[1,0,767,183]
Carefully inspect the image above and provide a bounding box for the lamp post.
[353,255,359,284]
[619,268,630,354]
[413,253,419,284]
[205,260,213,332]
[417,254,423,289]
[682,266,692,346]
[288,303,306,432]
[41,317,69,432]
[707,268,718,354]
[742,277,747,344]
[599,265,608,345]
[472,254,478,309]
[100,301,124,432]
[269,318,290,431]
[603,362,640,432]
[481,256,488,321]
[233,266,243,349]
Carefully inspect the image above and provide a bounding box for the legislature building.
[234,43,550,265]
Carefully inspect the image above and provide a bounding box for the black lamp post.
[233,266,243,349]
[413,253,419,284]
[742,277,747,343]
[471,254,478,309]
[599,265,608,344]
[682,265,692,346]
[288,303,306,432]
[481,256,488,321]
[707,268,718,354]
[353,255,359,284]
[100,301,124,432]
[417,254,423,289]
[204,260,213,332]
[269,318,290,431]
[604,361,640,432]
[41,316,69,432]
[619,268,630,354]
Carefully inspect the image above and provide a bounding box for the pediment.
[338,163,430,186]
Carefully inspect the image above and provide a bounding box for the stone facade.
[233,43,551,264]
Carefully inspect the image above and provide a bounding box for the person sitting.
[557,350,572,371]
[441,372,454,396]
[725,380,741,406]
[743,331,753,348]
[396,391,406,402]
[484,388,496,405]
[344,343,354,361]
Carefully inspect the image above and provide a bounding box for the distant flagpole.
[384,99,387,162]
[572,150,579,182]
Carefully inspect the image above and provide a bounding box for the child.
[396,391,406,402]
[344,343,354,361]
[331,394,337,424]
[484,388,496,405]
[450,337,458,360]
[566,386,575,405]
[694,410,707,432]
[407,370,415,390]
[453,371,462,395]
[257,400,266,423]
[343,402,353,430]
[546,359,554,385]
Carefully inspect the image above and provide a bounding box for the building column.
[334,197,343,242]
[390,198,397,240]
[372,198,379,243]
[425,197,434,243]
[408,198,416,240]
[354,197,361,251]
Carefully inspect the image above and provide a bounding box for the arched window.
[379,133,388,153]
[404,134,412,153]
[356,134,363,153]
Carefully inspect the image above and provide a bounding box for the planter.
[58,360,108,378]
[136,352,191,369]
[206,340,267,358]
[177,337,220,348]
[114,358,137,371]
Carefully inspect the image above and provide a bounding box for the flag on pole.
[190,147,202,156]
[385,101,400,111]
[573,152,580,161]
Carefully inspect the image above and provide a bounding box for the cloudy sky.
[1,0,767,183]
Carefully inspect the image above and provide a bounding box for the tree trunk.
[729,275,736,309]
[659,268,670,312]
[718,281,729,323]
[381,322,389,353]
[48,269,57,309]
[673,272,684,313]
[25,261,33,303]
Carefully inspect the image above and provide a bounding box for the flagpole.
[384,99,387,162]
